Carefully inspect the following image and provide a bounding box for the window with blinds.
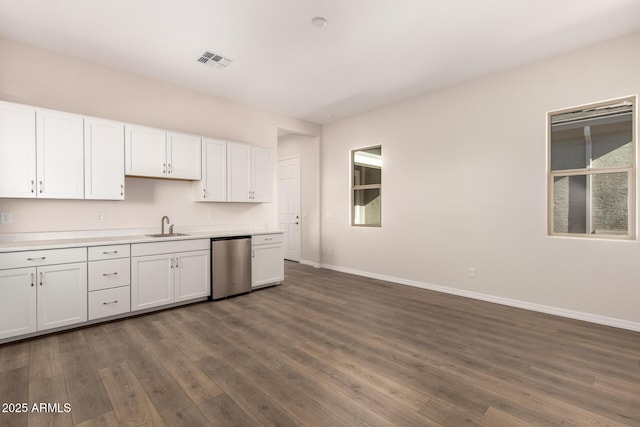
[548,97,636,239]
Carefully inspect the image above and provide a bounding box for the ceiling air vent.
[197,51,233,69]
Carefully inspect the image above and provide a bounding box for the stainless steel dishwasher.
[210,236,251,300]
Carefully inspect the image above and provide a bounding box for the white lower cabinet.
[88,286,131,321]
[174,250,210,302]
[251,234,284,289]
[131,239,210,312]
[131,253,174,311]
[0,232,282,342]
[0,248,87,340]
[0,268,37,340]
[87,244,131,320]
[37,262,88,331]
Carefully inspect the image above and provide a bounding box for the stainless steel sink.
[145,233,190,238]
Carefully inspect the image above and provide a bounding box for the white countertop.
[0,227,283,253]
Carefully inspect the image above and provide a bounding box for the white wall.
[278,133,321,265]
[0,37,320,233]
[321,31,640,329]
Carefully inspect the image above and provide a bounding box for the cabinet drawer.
[88,244,130,261]
[88,286,131,320]
[251,234,283,245]
[0,247,86,269]
[88,258,130,291]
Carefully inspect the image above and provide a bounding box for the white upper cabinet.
[227,142,272,202]
[125,124,201,180]
[36,109,85,199]
[1,101,126,201]
[125,124,166,177]
[227,141,252,202]
[252,146,272,203]
[84,117,125,200]
[167,132,202,180]
[194,137,227,202]
[0,101,36,198]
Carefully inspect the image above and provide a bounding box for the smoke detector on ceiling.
[197,51,233,69]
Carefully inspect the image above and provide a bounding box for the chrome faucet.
[161,216,170,235]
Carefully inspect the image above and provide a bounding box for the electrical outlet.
[0,212,12,224]
[468,267,476,278]
[207,210,214,220]
[96,212,105,223]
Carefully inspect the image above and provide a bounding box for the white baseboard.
[320,263,640,332]
[300,259,321,268]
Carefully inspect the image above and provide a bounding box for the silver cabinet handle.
[120,184,124,196]
[252,249,255,258]
[31,180,35,193]
[30,273,35,287]
[39,272,43,286]
[163,163,167,174]
[203,188,206,199]
[102,250,118,255]
[102,272,118,277]
[264,238,272,241]
[27,257,47,261]
[168,164,172,174]
[170,258,174,269]
[102,300,118,305]
[39,180,43,193]
[175,257,179,268]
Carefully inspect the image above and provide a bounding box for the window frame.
[547,95,637,240]
[351,145,382,227]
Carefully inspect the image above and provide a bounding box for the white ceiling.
[2,0,640,124]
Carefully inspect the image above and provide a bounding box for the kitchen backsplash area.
[0,177,274,234]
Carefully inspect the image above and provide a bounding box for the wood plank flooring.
[1,261,640,426]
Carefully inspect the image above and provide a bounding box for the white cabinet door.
[131,253,173,311]
[36,109,85,199]
[252,243,284,288]
[0,268,37,339]
[252,146,272,203]
[85,117,125,200]
[0,101,36,198]
[125,124,167,177]
[227,142,252,202]
[37,262,88,331]
[174,250,210,302]
[195,138,226,202]
[167,132,201,180]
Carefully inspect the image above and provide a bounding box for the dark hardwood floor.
[1,261,639,426]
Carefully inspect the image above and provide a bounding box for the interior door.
[278,157,301,262]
